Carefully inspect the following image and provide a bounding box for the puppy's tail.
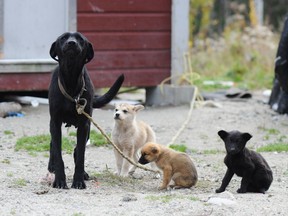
[92,74,124,108]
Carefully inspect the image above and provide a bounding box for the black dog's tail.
[93,74,124,108]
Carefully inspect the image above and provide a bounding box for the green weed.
[145,195,174,203]
[15,134,75,154]
[257,143,288,153]
[13,178,27,187]
[4,130,14,135]
[258,126,280,135]
[202,149,223,155]
[169,144,188,152]
[1,158,10,164]
[90,130,108,147]
[145,194,199,203]
[7,172,13,177]
[69,130,108,147]
[90,169,137,187]
[72,213,85,216]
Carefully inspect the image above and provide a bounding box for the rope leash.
[77,107,160,174]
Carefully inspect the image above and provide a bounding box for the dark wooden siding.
[0,72,51,91]
[77,0,171,87]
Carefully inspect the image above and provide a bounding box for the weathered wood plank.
[89,69,170,87]
[84,32,171,50]
[0,68,170,91]
[0,73,51,91]
[88,50,171,69]
[78,0,171,13]
[77,13,171,31]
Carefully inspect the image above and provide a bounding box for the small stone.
[122,194,137,202]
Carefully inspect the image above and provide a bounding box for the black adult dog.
[48,32,124,189]
[216,130,273,194]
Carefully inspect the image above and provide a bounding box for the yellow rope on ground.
[167,52,204,146]
[168,86,198,146]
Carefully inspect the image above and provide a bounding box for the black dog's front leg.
[74,148,89,181]
[50,120,68,189]
[237,170,253,193]
[71,122,89,189]
[216,169,234,193]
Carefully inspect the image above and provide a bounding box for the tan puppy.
[112,103,157,177]
[139,142,198,190]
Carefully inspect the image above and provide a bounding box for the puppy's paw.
[119,173,129,178]
[158,185,168,190]
[114,171,120,176]
[215,188,225,193]
[237,188,247,193]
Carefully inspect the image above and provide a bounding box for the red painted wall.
[77,0,171,87]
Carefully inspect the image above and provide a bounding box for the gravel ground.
[0,91,287,216]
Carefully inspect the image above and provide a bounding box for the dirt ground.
[0,90,287,216]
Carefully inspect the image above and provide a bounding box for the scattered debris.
[0,102,22,117]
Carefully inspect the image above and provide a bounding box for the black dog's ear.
[85,42,94,63]
[242,132,252,142]
[218,130,228,140]
[49,42,59,62]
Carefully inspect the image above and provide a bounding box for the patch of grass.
[15,134,75,154]
[69,130,109,147]
[90,130,108,147]
[169,144,188,152]
[189,196,200,201]
[72,213,84,216]
[90,169,137,187]
[7,172,13,177]
[4,130,14,135]
[1,158,10,164]
[258,126,280,135]
[202,149,223,155]
[13,178,27,187]
[257,143,288,153]
[145,195,174,203]
[259,127,285,142]
[145,194,199,203]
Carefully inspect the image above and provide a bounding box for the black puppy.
[216,130,273,194]
[48,32,124,189]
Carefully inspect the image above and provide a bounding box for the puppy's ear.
[85,42,94,63]
[151,146,158,154]
[134,104,144,112]
[242,132,252,142]
[218,130,228,140]
[49,42,59,62]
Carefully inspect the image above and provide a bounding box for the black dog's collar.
[58,76,86,104]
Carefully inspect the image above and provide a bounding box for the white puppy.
[112,103,157,177]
